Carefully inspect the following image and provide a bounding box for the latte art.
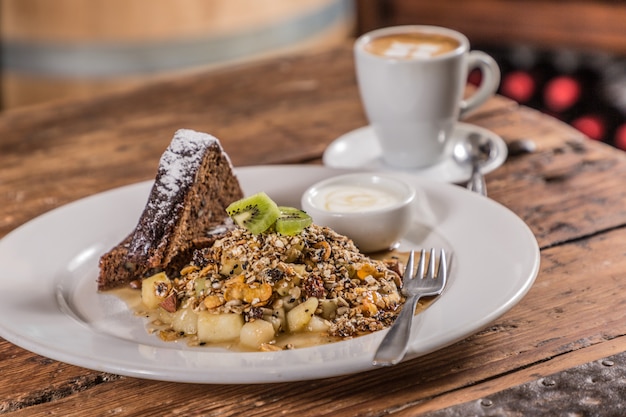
[364,33,460,59]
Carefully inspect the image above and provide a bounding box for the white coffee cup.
[354,25,501,169]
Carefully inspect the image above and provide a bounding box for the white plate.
[323,122,508,183]
[0,165,539,384]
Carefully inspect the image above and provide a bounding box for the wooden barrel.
[0,0,354,109]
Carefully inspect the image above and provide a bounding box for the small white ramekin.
[301,173,416,253]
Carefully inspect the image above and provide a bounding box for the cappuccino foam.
[364,33,460,59]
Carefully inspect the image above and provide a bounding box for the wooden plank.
[404,337,626,415]
[476,107,626,249]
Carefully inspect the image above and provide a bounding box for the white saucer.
[323,122,508,183]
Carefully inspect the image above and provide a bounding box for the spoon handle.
[468,167,487,196]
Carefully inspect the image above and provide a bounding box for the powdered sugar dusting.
[129,129,223,257]
[156,129,218,199]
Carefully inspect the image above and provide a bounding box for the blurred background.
[0,0,355,108]
[1,0,625,150]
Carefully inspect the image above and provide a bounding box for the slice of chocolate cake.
[98,129,243,290]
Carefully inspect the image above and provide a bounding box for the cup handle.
[460,51,501,118]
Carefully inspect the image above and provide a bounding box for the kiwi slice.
[275,206,313,236]
[226,192,281,234]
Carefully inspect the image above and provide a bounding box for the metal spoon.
[453,132,497,196]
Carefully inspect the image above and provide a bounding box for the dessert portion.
[97,129,243,290]
[143,192,404,351]
[99,130,405,351]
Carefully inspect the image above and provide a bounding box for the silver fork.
[372,248,448,366]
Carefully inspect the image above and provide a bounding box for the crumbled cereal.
[143,225,405,349]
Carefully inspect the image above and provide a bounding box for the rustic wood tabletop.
[1,42,626,416]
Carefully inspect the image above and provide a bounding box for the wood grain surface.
[357,0,626,54]
[1,42,625,416]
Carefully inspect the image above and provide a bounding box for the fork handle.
[372,294,422,366]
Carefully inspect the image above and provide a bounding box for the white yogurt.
[301,173,417,253]
[312,184,401,213]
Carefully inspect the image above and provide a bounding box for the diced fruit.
[226,192,281,234]
[156,306,198,336]
[141,272,171,309]
[265,307,286,332]
[194,277,206,297]
[225,192,312,236]
[240,319,276,349]
[275,206,312,235]
[171,307,198,335]
[319,298,338,320]
[282,293,300,311]
[306,315,331,332]
[287,297,319,332]
[157,307,174,324]
[219,252,244,276]
[197,312,244,343]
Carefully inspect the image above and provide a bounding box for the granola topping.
[139,224,405,350]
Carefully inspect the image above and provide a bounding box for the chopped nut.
[383,258,402,276]
[159,293,179,313]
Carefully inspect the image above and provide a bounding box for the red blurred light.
[501,71,535,103]
[571,115,605,140]
[544,76,581,112]
[614,124,626,151]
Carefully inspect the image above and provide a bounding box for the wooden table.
[2,42,626,416]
